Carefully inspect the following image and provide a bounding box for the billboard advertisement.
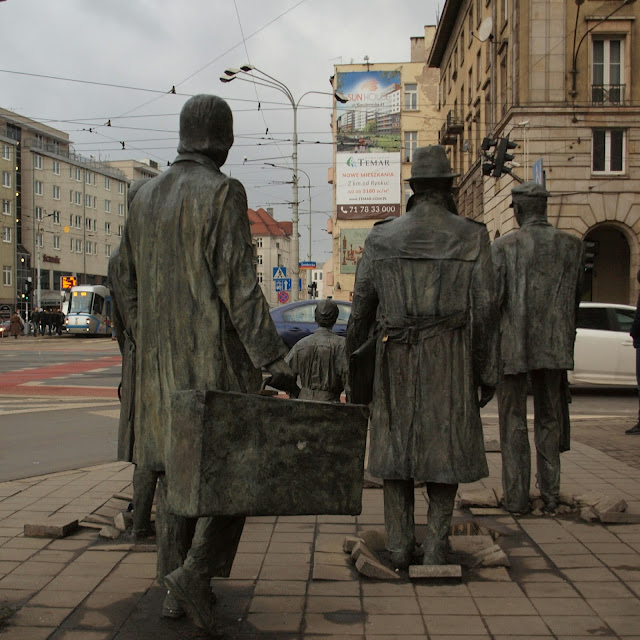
[335,70,402,220]
[339,228,371,274]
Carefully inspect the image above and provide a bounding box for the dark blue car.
[270,299,352,348]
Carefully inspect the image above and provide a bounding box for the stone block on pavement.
[24,518,78,539]
[350,541,378,564]
[343,535,364,554]
[113,492,133,502]
[354,554,400,580]
[458,488,498,508]
[409,564,462,579]
[599,511,640,524]
[83,514,114,526]
[449,535,494,555]
[359,529,386,552]
[484,438,501,452]
[114,511,133,532]
[575,491,608,508]
[99,525,122,540]
[579,506,599,523]
[475,547,510,568]
[593,496,628,516]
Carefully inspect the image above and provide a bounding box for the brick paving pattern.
[0,427,638,638]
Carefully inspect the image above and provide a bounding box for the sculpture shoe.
[161,590,185,619]
[163,567,219,636]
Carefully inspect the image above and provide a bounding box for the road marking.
[0,401,119,416]
[88,409,120,419]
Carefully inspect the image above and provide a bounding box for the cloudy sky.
[1,0,440,262]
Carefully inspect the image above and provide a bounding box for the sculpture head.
[510,182,550,227]
[315,299,340,329]
[177,95,234,167]
[407,145,459,195]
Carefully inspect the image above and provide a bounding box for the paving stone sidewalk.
[0,426,639,639]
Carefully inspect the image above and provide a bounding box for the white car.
[568,302,637,386]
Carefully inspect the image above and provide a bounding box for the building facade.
[248,207,293,307]
[0,108,128,314]
[429,0,640,304]
[106,158,163,184]
[327,27,441,301]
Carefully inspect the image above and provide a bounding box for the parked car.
[568,302,637,386]
[270,299,352,348]
[0,319,9,338]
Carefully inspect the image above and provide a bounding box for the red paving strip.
[0,355,121,398]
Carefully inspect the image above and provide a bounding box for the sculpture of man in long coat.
[492,182,583,514]
[347,145,499,568]
[110,94,296,634]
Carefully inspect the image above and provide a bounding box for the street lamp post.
[221,66,346,301]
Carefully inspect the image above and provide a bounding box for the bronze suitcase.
[166,389,369,518]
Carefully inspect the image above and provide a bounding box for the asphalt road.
[0,334,637,482]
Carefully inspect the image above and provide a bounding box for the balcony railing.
[439,110,464,145]
[591,84,626,105]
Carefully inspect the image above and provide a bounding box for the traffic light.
[480,137,497,176]
[23,281,32,301]
[307,281,318,298]
[583,240,598,272]
[493,135,518,178]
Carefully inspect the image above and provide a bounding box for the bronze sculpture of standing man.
[347,145,499,568]
[492,182,583,514]
[110,94,296,634]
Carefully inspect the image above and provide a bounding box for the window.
[86,171,91,184]
[500,52,508,116]
[70,189,73,203]
[1,144,10,160]
[93,218,97,231]
[404,131,418,162]
[53,235,60,250]
[476,0,482,27]
[468,68,473,104]
[36,232,43,248]
[460,29,465,61]
[592,128,625,173]
[75,168,81,181]
[257,254,263,265]
[256,237,263,248]
[404,84,418,110]
[257,271,263,283]
[2,265,11,287]
[577,307,610,331]
[118,203,124,216]
[2,200,9,215]
[53,185,60,200]
[74,215,82,229]
[118,182,124,194]
[104,177,110,190]
[105,200,111,213]
[34,181,43,195]
[468,6,473,43]
[52,210,60,224]
[615,309,635,332]
[52,160,60,175]
[105,244,112,257]
[476,50,482,88]
[85,218,92,231]
[34,154,42,170]
[85,240,92,254]
[2,227,11,243]
[118,225,124,237]
[35,206,43,221]
[592,38,624,104]
[2,171,11,188]
[93,196,97,209]
[75,239,83,253]
[105,222,111,235]
[85,194,92,207]
[75,191,82,205]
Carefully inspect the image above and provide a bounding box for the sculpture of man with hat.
[492,181,583,514]
[347,145,499,567]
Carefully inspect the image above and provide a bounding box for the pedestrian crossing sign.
[273,266,287,279]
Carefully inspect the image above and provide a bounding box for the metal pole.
[291,104,299,302]
[307,179,312,262]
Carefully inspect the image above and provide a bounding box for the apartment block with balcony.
[328,27,441,301]
[0,108,128,313]
[429,0,640,304]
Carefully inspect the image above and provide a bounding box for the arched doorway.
[583,225,630,303]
